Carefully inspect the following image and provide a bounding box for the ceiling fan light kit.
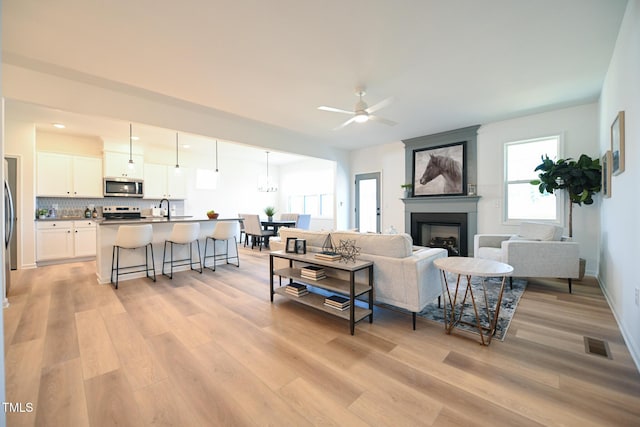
[318,86,396,129]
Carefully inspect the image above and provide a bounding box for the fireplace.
[402,126,480,256]
[411,213,468,256]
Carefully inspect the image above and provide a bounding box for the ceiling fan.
[318,87,397,130]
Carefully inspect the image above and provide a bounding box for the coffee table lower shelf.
[273,287,372,322]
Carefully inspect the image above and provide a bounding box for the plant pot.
[207,213,219,219]
[404,190,411,199]
[268,216,273,222]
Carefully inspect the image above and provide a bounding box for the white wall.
[598,0,640,369]
[4,115,37,269]
[477,103,601,275]
[350,141,405,233]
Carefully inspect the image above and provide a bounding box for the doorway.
[355,172,380,233]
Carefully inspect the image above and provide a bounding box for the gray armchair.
[474,222,580,293]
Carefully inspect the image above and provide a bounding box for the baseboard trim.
[597,274,640,373]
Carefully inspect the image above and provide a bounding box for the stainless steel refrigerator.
[4,158,16,297]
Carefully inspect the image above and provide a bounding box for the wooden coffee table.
[434,257,514,345]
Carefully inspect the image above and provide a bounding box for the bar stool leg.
[145,243,157,282]
[203,237,215,271]
[195,239,203,273]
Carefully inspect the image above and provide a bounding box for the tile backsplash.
[36,197,185,218]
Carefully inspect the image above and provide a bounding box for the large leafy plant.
[531,154,601,237]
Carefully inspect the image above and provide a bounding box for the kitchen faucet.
[159,198,170,220]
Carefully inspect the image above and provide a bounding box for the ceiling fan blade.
[333,116,357,130]
[366,96,394,114]
[369,115,397,126]
[318,106,354,115]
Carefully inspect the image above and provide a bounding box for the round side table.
[434,257,513,345]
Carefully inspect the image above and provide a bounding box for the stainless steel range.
[103,206,142,220]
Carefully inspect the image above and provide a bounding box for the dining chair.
[296,214,311,230]
[240,214,275,250]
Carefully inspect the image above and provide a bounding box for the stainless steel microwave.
[103,177,144,197]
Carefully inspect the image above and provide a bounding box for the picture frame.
[285,237,297,253]
[611,111,625,176]
[412,141,466,196]
[601,150,612,198]
[295,239,307,254]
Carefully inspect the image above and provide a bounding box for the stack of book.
[324,295,350,311]
[314,251,341,261]
[300,265,326,280]
[285,283,308,297]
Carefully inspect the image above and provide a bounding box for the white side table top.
[434,257,513,277]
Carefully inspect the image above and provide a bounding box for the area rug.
[380,275,526,341]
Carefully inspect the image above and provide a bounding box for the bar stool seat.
[162,222,203,278]
[204,221,240,271]
[111,224,156,289]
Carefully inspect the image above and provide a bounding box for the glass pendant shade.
[258,151,278,192]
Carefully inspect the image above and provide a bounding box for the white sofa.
[474,222,580,293]
[271,228,448,329]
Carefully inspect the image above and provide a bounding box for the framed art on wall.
[601,150,612,198]
[412,141,466,196]
[611,111,625,176]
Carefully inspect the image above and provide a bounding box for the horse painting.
[414,143,465,196]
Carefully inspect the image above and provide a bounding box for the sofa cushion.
[277,228,328,249]
[518,222,563,241]
[332,231,413,258]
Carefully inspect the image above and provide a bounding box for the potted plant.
[401,183,413,198]
[207,210,219,219]
[264,206,276,221]
[37,208,49,219]
[531,154,602,279]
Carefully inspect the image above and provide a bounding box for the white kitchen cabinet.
[36,152,103,198]
[36,221,74,261]
[143,163,187,199]
[103,151,144,179]
[36,220,98,262]
[73,220,97,257]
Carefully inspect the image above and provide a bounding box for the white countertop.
[98,216,241,225]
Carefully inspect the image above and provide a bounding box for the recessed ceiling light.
[53,123,65,129]
[182,144,190,149]
[131,136,140,141]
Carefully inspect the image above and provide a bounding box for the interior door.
[355,172,380,233]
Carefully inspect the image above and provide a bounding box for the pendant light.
[211,139,219,188]
[258,151,278,192]
[127,123,135,171]
[215,140,219,174]
[174,132,182,176]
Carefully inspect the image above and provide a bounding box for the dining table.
[260,219,296,235]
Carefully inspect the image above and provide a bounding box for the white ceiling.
[2,0,628,152]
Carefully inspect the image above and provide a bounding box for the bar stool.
[203,221,240,271]
[111,224,156,289]
[162,222,203,279]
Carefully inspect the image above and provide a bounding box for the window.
[288,193,334,217]
[504,136,561,222]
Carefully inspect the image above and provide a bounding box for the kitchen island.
[96,217,241,284]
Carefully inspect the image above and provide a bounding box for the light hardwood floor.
[4,246,640,426]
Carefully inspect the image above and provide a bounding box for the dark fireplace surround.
[402,126,480,256]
